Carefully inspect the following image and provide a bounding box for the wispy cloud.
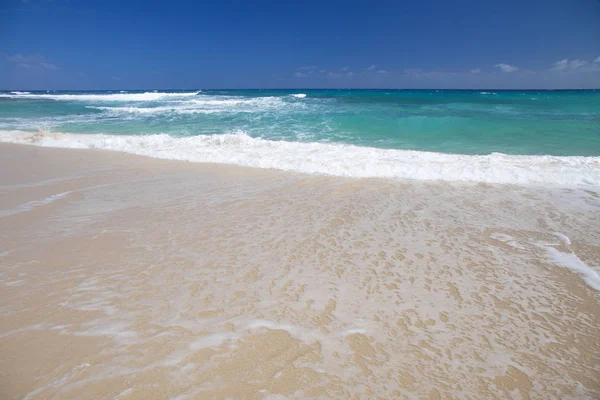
[293,66,321,78]
[41,62,60,70]
[570,60,588,69]
[363,65,385,74]
[290,58,599,85]
[284,60,599,88]
[6,53,61,70]
[551,59,588,71]
[112,76,121,81]
[495,63,519,73]
[292,64,387,79]
[549,57,600,73]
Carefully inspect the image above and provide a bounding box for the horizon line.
[1,88,599,91]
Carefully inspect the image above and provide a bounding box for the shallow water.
[1,144,599,399]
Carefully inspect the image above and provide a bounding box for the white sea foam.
[0,91,200,101]
[188,332,239,350]
[1,130,599,186]
[545,247,600,292]
[553,232,572,246]
[88,96,290,115]
[533,233,600,292]
[291,93,307,98]
[0,191,71,218]
[490,233,526,249]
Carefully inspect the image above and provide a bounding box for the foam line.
[0,91,200,101]
[1,130,599,186]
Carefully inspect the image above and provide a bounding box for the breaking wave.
[1,130,599,186]
[0,91,200,101]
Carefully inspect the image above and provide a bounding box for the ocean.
[2,90,600,398]
[1,89,599,185]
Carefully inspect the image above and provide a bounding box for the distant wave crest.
[0,91,200,101]
[83,95,301,115]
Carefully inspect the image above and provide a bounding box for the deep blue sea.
[1,89,599,185]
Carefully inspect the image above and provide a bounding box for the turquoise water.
[1,89,599,185]
[1,89,599,156]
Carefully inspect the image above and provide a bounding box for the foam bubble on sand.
[1,130,599,186]
[542,233,600,292]
[553,232,572,245]
[546,247,600,291]
[490,233,526,249]
[188,332,239,351]
[0,191,71,218]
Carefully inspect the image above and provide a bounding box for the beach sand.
[1,143,599,399]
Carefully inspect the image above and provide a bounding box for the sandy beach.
[1,142,599,399]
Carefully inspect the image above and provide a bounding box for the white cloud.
[470,68,481,74]
[347,72,354,77]
[7,53,61,70]
[376,70,387,74]
[495,63,519,73]
[7,54,27,63]
[551,59,569,71]
[294,66,320,77]
[367,65,376,71]
[595,56,600,64]
[41,62,60,70]
[570,60,588,69]
[112,76,121,81]
[551,59,588,71]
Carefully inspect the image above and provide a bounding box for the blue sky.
[1,0,599,89]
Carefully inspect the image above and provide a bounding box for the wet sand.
[1,143,599,399]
